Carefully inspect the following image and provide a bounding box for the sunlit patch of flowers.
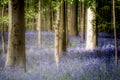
[0,31,120,80]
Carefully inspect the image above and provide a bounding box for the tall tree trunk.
[113,0,118,65]
[54,7,60,68]
[43,12,46,31]
[65,1,69,46]
[80,1,85,42]
[49,3,53,31]
[59,0,67,55]
[69,2,79,36]
[32,18,35,30]
[86,3,97,50]
[47,3,53,32]
[2,4,5,53]
[37,0,42,45]
[44,1,47,31]
[5,0,26,71]
[47,6,52,32]
[63,0,67,53]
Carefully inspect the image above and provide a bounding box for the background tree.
[69,0,79,36]
[37,0,42,45]
[113,0,118,64]
[1,3,5,53]
[49,1,53,32]
[0,0,8,53]
[65,1,69,46]
[25,0,38,31]
[80,1,85,42]
[59,0,67,55]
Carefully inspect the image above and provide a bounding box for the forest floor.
[0,31,120,80]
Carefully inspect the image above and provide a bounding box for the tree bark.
[59,0,67,55]
[5,0,26,71]
[86,4,97,50]
[65,1,69,46]
[69,2,79,36]
[47,4,53,32]
[54,4,60,68]
[37,0,42,45]
[80,2,85,42]
[49,3,53,31]
[113,0,118,65]
[2,4,5,53]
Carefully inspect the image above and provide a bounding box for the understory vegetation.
[0,31,120,80]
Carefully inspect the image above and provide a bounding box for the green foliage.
[96,0,120,32]
[52,1,61,11]
[0,15,8,24]
[0,0,8,5]
[42,0,51,8]
[116,6,120,9]
[25,8,37,19]
[66,0,74,4]
[86,0,96,8]
[25,0,38,19]
[101,6,110,10]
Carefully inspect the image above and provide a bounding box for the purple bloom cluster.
[0,31,120,80]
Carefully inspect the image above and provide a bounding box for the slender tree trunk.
[28,19,30,30]
[43,10,47,31]
[54,7,60,68]
[69,2,79,36]
[2,4,5,53]
[113,0,118,65]
[48,6,52,32]
[80,2,85,42]
[49,3,53,31]
[63,0,67,53]
[58,1,62,54]
[59,0,67,55]
[67,4,70,35]
[52,10,55,31]
[43,13,45,31]
[5,0,26,71]
[76,1,79,35]
[31,19,34,30]
[86,4,97,50]
[65,1,69,46]
[47,3,53,32]
[37,0,42,44]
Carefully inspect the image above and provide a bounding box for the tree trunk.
[59,0,67,55]
[80,2,85,42]
[49,3,53,31]
[47,3,53,32]
[47,8,52,32]
[43,10,47,31]
[37,0,42,45]
[69,2,79,36]
[54,7,60,68]
[5,0,26,71]
[32,18,34,30]
[32,18,36,31]
[65,1,69,46]
[86,4,97,50]
[2,4,5,53]
[113,0,118,65]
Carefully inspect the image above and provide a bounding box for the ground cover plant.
[0,31,120,80]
